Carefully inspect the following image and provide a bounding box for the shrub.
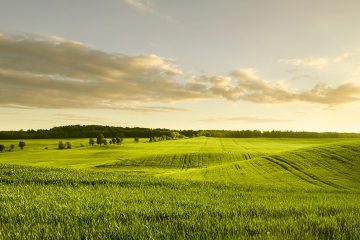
[9,144,15,151]
[19,141,26,150]
[89,138,95,146]
[58,141,66,150]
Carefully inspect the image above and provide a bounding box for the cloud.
[0,33,201,109]
[299,82,360,105]
[53,113,124,126]
[279,57,329,69]
[187,68,360,105]
[279,53,349,69]
[116,106,190,112]
[125,0,155,13]
[334,53,349,62]
[199,116,292,123]
[0,33,360,109]
[125,0,174,22]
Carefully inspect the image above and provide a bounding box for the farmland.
[0,137,360,239]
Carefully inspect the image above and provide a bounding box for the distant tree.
[9,144,15,151]
[149,137,157,142]
[58,141,66,149]
[66,142,72,149]
[89,138,95,146]
[116,137,123,145]
[0,144,4,152]
[134,137,139,143]
[111,138,116,145]
[170,131,180,139]
[18,141,26,150]
[101,139,108,145]
[97,134,104,145]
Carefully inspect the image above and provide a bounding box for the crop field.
[0,137,360,239]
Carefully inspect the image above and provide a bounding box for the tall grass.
[0,164,359,239]
[1,138,360,239]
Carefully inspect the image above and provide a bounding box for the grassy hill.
[0,137,360,239]
[171,141,360,190]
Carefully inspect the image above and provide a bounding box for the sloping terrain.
[1,138,359,190]
[170,141,360,190]
[1,138,360,239]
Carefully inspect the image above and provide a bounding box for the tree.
[0,144,4,152]
[19,141,26,150]
[170,131,180,139]
[9,144,15,151]
[111,138,117,145]
[116,137,123,145]
[101,139,108,145]
[134,137,139,143]
[58,141,66,149]
[149,137,158,142]
[89,138,95,146]
[97,134,104,145]
[66,142,72,149]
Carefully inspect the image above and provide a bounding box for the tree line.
[0,125,359,140]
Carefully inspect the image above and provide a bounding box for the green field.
[0,137,360,239]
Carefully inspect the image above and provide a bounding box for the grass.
[0,137,360,239]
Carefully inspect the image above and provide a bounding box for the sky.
[1,0,360,131]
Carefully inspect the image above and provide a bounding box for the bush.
[0,144,4,152]
[116,137,123,145]
[9,144,15,151]
[58,141,66,150]
[89,138,95,146]
[19,141,26,150]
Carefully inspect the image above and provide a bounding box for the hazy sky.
[1,0,360,131]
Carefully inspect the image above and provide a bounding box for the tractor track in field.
[243,153,251,160]
[314,148,354,166]
[262,156,344,189]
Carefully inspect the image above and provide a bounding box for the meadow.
[0,137,360,239]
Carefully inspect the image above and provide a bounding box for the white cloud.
[334,53,349,62]
[279,57,329,69]
[279,52,350,69]
[125,0,154,13]
[0,33,359,109]
[124,0,174,22]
